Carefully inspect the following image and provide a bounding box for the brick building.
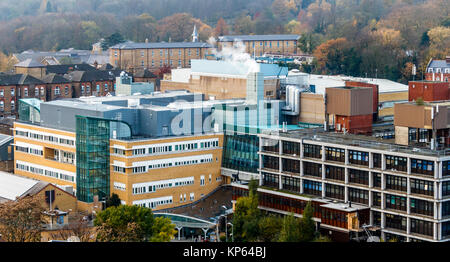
[217,34,300,57]
[109,42,213,73]
[425,57,450,82]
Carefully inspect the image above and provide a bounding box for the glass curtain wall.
[76,116,110,203]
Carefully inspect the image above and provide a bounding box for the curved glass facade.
[222,134,259,173]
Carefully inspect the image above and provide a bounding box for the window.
[282,158,300,174]
[385,194,407,211]
[349,150,369,166]
[0,101,4,111]
[54,86,60,95]
[141,51,144,57]
[303,179,322,196]
[443,201,450,217]
[64,86,69,95]
[303,144,321,159]
[348,187,369,204]
[282,141,300,155]
[40,87,45,96]
[141,60,145,66]
[24,87,28,97]
[303,161,322,177]
[11,100,14,110]
[325,183,345,200]
[372,172,381,188]
[385,214,406,231]
[0,89,4,97]
[349,169,369,185]
[410,219,433,236]
[200,175,205,186]
[262,155,279,170]
[11,88,14,96]
[282,176,300,192]
[410,198,433,217]
[114,50,118,57]
[386,175,407,192]
[411,159,434,176]
[325,165,345,181]
[411,178,434,196]
[385,155,407,172]
[372,192,381,207]
[443,181,450,197]
[262,172,279,188]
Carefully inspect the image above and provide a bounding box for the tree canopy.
[93,205,176,242]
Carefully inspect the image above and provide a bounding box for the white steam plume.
[208,37,260,74]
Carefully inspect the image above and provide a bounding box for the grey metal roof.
[111,41,213,50]
[0,134,12,147]
[0,172,41,201]
[218,34,300,42]
[428,59,450,69]
[14,58,44,68]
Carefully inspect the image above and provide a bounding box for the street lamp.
[227,222,234,242]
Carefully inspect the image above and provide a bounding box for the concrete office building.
[232,99,450,242]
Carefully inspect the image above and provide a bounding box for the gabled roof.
[218,34,301,42]
[41,73,71,84]
[428,59,450,69]
[64,69,117,82]
[14,58,44,68]
[111,41,213,50]
[99,63,114,70]
[134,68,157,78]
[0,74,44,86]
[45,63,96,75]
[0,172,42,202]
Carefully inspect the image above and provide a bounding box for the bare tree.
[0,195,45,242]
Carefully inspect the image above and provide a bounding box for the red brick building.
[425,57,450,82]
[408,81,450,102]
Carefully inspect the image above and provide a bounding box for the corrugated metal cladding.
[326,87,373,116]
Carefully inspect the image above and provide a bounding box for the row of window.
[132,177,195,195]
[15,162,75,182]
[15,130,75,147]
[130,140,219,156]
[134,197,173,209]
[265,142,447,177]
[137,48,201,58]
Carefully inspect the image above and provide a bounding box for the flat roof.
[321,202,368,212]
[261,127,450,157]
[308,74,408,94]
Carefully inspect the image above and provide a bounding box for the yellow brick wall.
[13,122,77,188]
[109,133,224,210]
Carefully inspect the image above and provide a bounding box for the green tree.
[278,213,301,242]
[150,217,177,242]
[299,201,316,242]
[232,179,260,242]
[105,193,121,208]
[101,32,126,51]
[258,215,282,242]
[94,205,176,242]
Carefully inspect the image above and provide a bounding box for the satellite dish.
[67,236,81,242]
